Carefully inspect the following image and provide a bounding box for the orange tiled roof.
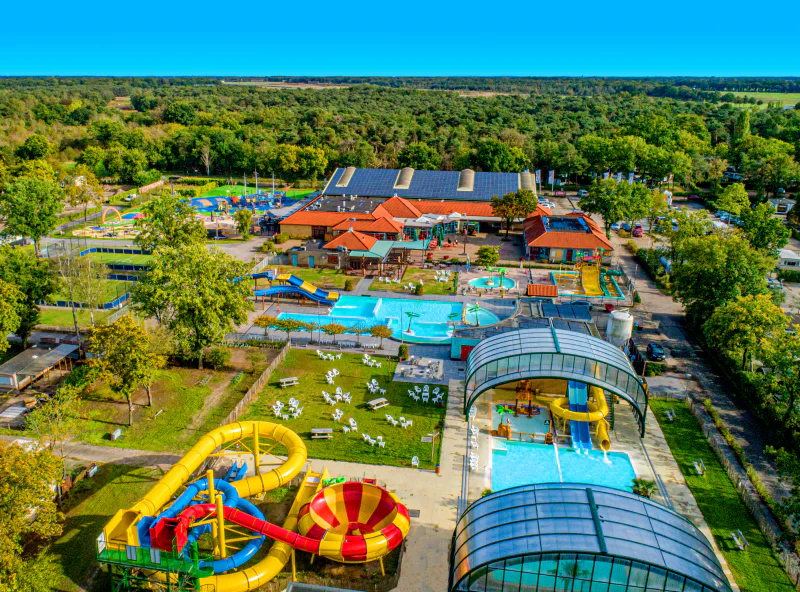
[280,211,373,227]
[523,214,614,251]
[527,284,559,297]
[332,218,404,233]
[380,196,422,218]
[323,229,378,251]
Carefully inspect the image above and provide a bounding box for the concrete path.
[351,277,373,295]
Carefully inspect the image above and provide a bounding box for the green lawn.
[201,185,316,199]
[727,91,800,108]
[85,252,152,266]
[258,266,349,289]
[368,266,457,296]
[51,464,163,592]
[649,399,794,592]
[49,280,132,307]
[38,307,113,328]
[239,350,446,469]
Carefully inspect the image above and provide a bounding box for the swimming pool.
[469,276,516,290]
[277,295,500,343]
[491,441,636,493]
[491,406,550,435]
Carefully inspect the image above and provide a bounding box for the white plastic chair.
[376,363,382,368]
[378,441,386,448]
[343,426,350,434]
[379,388,386,395]
[422,394,429,403]
[282,414,289,421]
[414,386,421,394]
[369,438,376,446]
[362,433,369,441]
[336,387,343,395]
[411,456,419,467]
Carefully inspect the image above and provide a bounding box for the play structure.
[550,255,625,299]
[497,380,611,452]
[98,421,410,591]
[253,272,340,306]
[577,256,604,297]
[102,207,124,224]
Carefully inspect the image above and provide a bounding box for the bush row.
[60,206,103,223]
[777,269,800,283]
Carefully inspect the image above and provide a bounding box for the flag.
[548,170,555,185]
[603,172,610,180]
[535,170,541,183]
[628,172,635,184]
[615,172,623,182]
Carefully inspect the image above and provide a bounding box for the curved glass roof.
[450,483,732,592]
[465,328,648,434]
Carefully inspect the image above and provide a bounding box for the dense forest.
[0,77,798,196]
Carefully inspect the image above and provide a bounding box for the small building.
[0,344,79,392]
[768,198,796,215]
[779,248,800,269]
[523,213,613,263]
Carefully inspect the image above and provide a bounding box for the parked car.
[621,222,631,231]
[647,342,666,361]
[554,190,566,197]
[577,189,589,197]
[610,222,622,231]
[632,224,643,237]
[688,194,701,200]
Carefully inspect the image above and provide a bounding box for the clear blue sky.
[4,0,799,76]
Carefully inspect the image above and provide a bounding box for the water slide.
[253,273,340,306]
[580,264,605,297]
[548,386,611,452]
[566,381,592,451]
[99,421,409,591]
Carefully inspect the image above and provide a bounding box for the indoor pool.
[491,406,550,434]
[469,276,516,290]
[277,295,500,343]
[491,441,636,493]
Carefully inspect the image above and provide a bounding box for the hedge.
[777,269,800,283]
[60,206,102,223]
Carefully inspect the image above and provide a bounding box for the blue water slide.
[253,285,337,306]
[567,381,593,451]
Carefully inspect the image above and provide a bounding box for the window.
[312,225,326,239]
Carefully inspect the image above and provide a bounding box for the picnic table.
[311,428,333,440]
[367,398,390,410]
[279,376,299,388]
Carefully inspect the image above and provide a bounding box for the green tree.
[656,207,712,268]
[646,190,669,238]
[369,323,393,348]
[15,134,52,160]
[714,183,750,216]
[763,332,800,426]
[741,202,790,254]
[120,148,149,184]
[0,441,63,592]
[64,164,103,222]
[132,245,251,368]
[0,177,65,256]
[134,192,206,252]
[253,315,308,343]
[732,110,751,156]
[76,145,106,174]
[741,137,800,197]
[233,209,253,237]
[0,247,55,348]
[88,316,164,426]
[704,156,728,196]
[491,192,516,240]
[398,142,441,170]
[26,384,80,462]
[475,245,500,267]
[703,294,787,369]
[321,322,348,344]
[579,179,627,237]
[472,138,528,172]
[51,251,109,331]
[163,101,197,125]
[0,280,22,354]
[11,159,57,182]
[141,324,170,406]
[671,234,773,328]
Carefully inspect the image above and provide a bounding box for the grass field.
[38,307,113,328]
[369,266,456,296]
[85,252,152,266]
[726,92,800,109]
[201,185,317,199]
[49,280,132,307]
[239,350,446,469]
[649,399,794,592]
[51,464,162,592]
[256,266,349,289]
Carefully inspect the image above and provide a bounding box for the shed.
[0,344,79,392]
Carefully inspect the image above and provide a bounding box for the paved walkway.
[351,277,373,295]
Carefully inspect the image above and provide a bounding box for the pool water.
[469,276,516,290]
[491,406,550,435]
[491,441,637,493]
[277,295,500,343]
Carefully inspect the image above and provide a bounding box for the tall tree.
[63,164,103,222]
[0,280,22,354]
[134,192,206,252]
[0,442,63,591]
[491,192,516,240]
[579,179,627,237]
[132,245,251,368]
[655,207,712,268]
[0,177,64,256]
[26,384,80,463]
[741,202,790,254]
[321,323,348,344]
[253,316,308,343]
[0,247,55,348]
[714,182,750,216]
[740,137,800,197]
[398,142,441,170]
[15,134,52,160]
[472,138,528,172]
[88,316,163,426]
[369,323,393,348]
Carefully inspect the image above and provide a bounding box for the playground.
[71,207,143,239]
[191,186,315,216]
[550,256,625,299]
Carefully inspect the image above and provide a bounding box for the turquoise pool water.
[277,295,500,343]
[491,407,550,434]
[491,441,637,493]
[469,276,516,290]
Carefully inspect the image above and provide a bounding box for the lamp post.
[684,373,692,399]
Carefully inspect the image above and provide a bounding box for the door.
[291,254,298,267]
[566,249,574,263]
[309,256,315,268]
[461,345,475,361]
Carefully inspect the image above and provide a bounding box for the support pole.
[253,430,261,475]
[207,470,218,555]
[216,493,227,559]
[291,548,297,581]
[379,556,386,576]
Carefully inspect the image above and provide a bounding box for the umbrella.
[405,311,421,333]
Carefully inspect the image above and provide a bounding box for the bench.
[367,398,390,410]
[311,428,333,440]
[280,377,299,388]
[110,428,123,441]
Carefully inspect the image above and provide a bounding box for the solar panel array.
[541,303,593,322]
[324,168,522,202]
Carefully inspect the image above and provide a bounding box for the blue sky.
[3,0,799,76]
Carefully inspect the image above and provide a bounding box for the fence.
[251,254,289,275]
[676,395,800,587]
[218,342,290,426]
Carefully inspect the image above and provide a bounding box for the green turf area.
[38,307,113,328]
[85,252,152,266]
[713,91,800,110]
[49,280,132,306]
[257,266,349,289]
[74,353,272,452]
[50,464,163,592]
[649,399,794,592]
[201,185,316,199]
[369,267,457,296]
[239,350,446,469]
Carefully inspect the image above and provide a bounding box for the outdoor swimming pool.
[469,276,516,290]
[491,441,637,493]
[277,295,500,343]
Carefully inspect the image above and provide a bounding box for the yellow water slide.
[276,273,340,302]
[580,265,604,297]
[548,386,611,451]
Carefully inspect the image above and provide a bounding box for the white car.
[610,222,622,231]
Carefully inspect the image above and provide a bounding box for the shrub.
[204,347,232,370]
[633,291,641,303]
[481,488,493,497]
[398,344,409,360]
[274,233,289,244]
[778,269,800,283]
[62,364,98,391]
[343,279,354,291]
[644,362,666,376]
[414,283,424,296]
[260,241,275,253]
